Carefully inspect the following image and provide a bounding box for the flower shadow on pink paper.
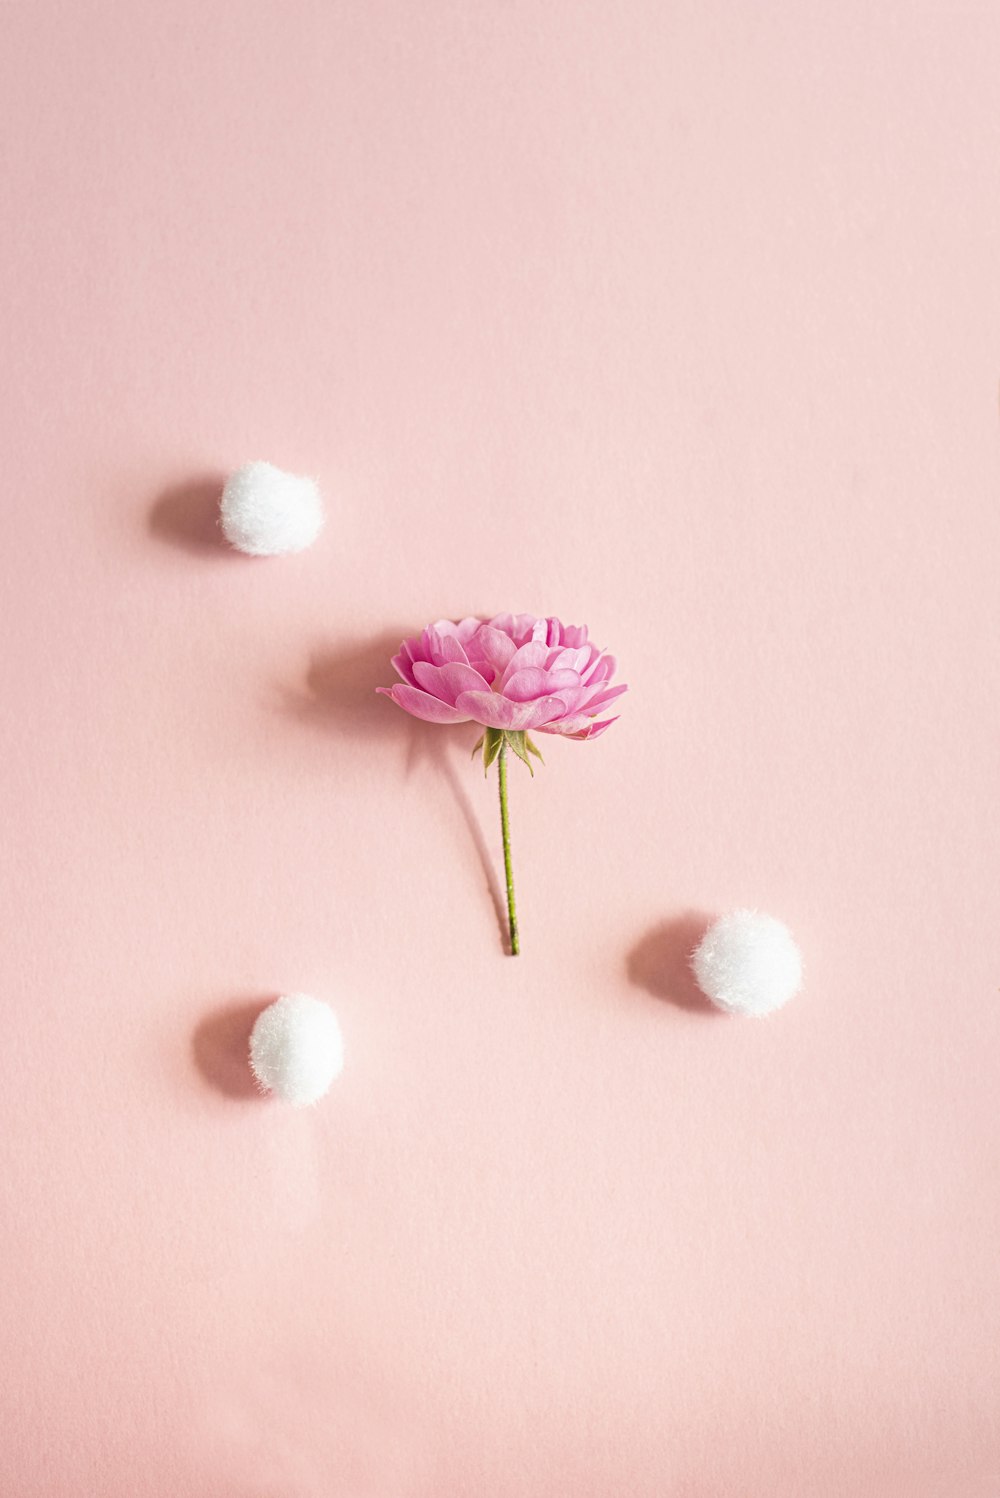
[284,631,508,951]
[192,995,272,1099]
[626,911,722,1015]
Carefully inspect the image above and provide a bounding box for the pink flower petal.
[437,633,471,665]
[400,634,429,667]
[548,645,594,676]
[497,641,549,688]
[537,714,618,739]
[454,690,569,731]
[511,613,539,643]
[391,650,417,686]
[533,711,593,735]
[538,685,587,716]
[376,684,470,724]
[489,612,540,645]
[582,652,616,685]
[424,625,473,666]
[466,625,517,676]
[412,660,492,705]
[578,681,628,713]
[502,667,582,703]
[567,716,618,740]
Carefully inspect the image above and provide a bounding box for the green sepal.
[524,735,544,764]
[504,730,538,776]
[481,726,504,775]
[471,733,485,760]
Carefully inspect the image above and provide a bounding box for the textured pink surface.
[1,3,998,1494]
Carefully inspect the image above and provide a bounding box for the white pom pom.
[691,910,802,1017]
[220,461,324,556]
[249,994,344,1106]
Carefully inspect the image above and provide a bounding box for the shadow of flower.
[286,632,509,952]
[626,911,720,1013]
[288,631,421,747]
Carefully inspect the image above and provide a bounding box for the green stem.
[497,743,520,955]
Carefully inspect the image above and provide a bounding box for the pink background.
[1,3,998,1494]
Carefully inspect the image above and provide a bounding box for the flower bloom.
[377,613,625,740]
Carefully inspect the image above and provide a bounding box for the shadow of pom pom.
[192,997,273,1099]
[626,911,721,1014]
[149,473,230,555]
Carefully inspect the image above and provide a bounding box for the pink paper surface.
[1,3,998,1494]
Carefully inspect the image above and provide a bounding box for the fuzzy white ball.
[220,461,324,555]
[249,993,344,1106]
[691,910,802,1017]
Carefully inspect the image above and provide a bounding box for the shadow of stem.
[285,633,509,953]
[436,747,509,953]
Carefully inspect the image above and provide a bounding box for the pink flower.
[377,613,625,741]
[378,612,624,956]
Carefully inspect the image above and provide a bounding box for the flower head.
[377,613,625,741]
